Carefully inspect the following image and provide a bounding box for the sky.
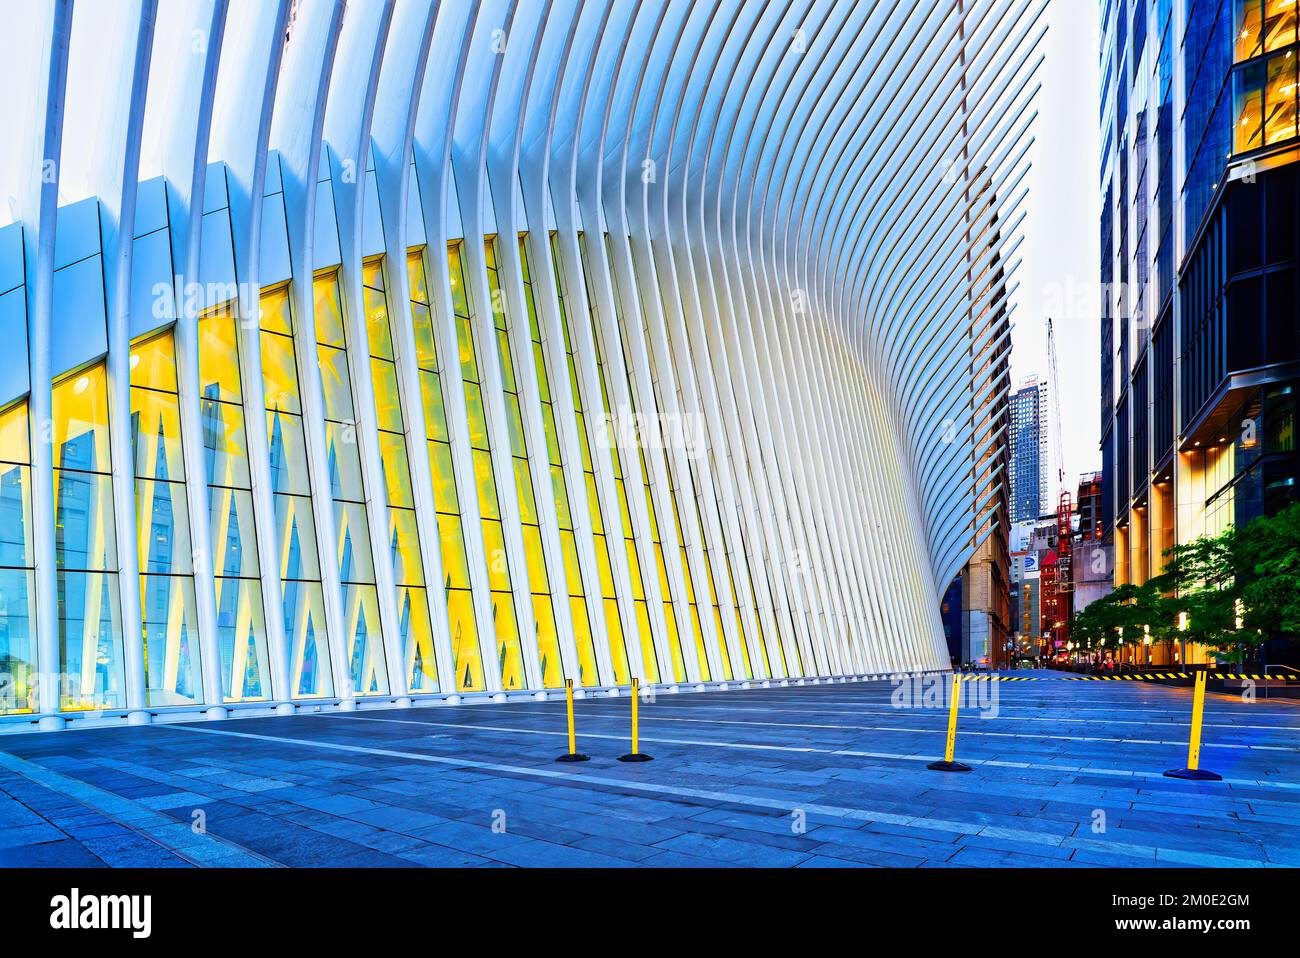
[1010,0,1103,491]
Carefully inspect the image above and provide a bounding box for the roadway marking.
[551,701,1300,733]
[426,705,1298,750]
[163,721,1281,866]
[616,697,1300,721]
[330,711,1300,760]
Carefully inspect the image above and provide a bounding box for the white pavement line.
[423,706,1296,751]
[328,714,1300,790]
[0,748,277,867]
[531,701,1300,733]
[164,722,1279,866]
[645,695,1300,721]
[500,691,1300,722]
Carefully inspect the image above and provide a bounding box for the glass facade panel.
[53,363,126,710]
[485,237,561,687]
[0,401,36,714]
[408,250,482,692]
[314,272,387,696]
[260,286,332,698]
[214,577,270,702]
[575,235,663,682]
[551,235,633,682]
[450,241,534,691]
[520,236,598,685]
[130,329,203,706]
[282,578,331,698]
[200,305,270,703]
[361,259,433,692]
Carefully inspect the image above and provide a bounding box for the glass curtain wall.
[597,237,693,683]
[129,330,203,705]
[408,249,483,692]
[1232,0,1300,153]
[575,234,661,683]
[198,304,272,702]
[53,363,126,711]
[484,237,563,688]
[361,259,437,693]
[313,272,387,696]
[519,237,601,686]
[0,400,36,714]
[448,240,526,691]
[549,235,632,684]
[260,287,332,698]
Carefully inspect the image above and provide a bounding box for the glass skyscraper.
[1100,0,1298,660]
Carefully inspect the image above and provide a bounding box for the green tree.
[1238,502,1300,644]
[1073,504,1300,666]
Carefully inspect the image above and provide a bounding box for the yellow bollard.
[555,679,590,763]
[618,677,653,762]
[927,673,972,772]
[1164,669,1221,781]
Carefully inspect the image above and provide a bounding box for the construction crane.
[1045,316,1066,492]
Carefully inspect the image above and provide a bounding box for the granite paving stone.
[1,671,1296,867]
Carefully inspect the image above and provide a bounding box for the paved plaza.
[1,671,1298,868]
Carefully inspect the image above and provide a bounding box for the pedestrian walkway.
[1,671,1297,867]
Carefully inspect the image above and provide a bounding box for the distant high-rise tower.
[1010,376,1051,522]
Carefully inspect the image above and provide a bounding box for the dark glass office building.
[1100,0,1298,661]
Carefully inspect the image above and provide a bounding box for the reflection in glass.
[201,305,271,703]
[413,248,483,691]
[131,330,204,705]
[314,271,386,695]
[260,286,332,697]
[483,237,558,688]
[0,401,35,714]
[54,364,127,709]
[214,577,270,701]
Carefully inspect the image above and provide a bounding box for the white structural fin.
[0,0,1038,727]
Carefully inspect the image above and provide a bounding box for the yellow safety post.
[1164,669,1221,781]
[927,673,972,772]
[618,677,653,762]
[555,679,590,763]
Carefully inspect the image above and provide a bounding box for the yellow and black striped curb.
[951,673,1300,682]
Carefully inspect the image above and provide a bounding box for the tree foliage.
[1072,503,1300,663]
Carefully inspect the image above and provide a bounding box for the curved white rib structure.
[0,0,1040,728]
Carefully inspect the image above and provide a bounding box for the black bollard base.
[926,760,972,772]
[1163,767,1221,781]
[618,753,653,763]
[556,752,591,762]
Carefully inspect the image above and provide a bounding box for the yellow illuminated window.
[485,237,562,688]
[53,363,127,711]
[410,249,481,691]
[260,285,332,699]
[313,271,387,697]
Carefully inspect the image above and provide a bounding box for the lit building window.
[314,272,387,696]
[409,249,482,692]
[199,304,272,703]
[129,329,203,706]
[361,258,437,694]
[260,286,332,698]
[53,363,126,711]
